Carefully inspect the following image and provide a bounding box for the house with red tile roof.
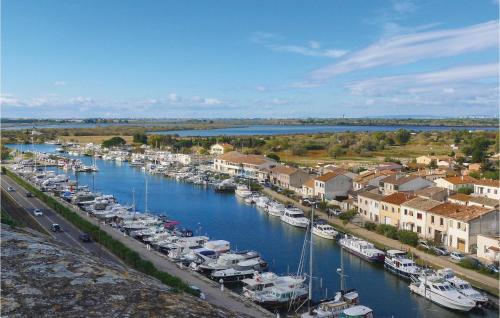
[435,175,477,192]
[473,179,500,200]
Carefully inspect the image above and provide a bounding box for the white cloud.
[167,93,180,102]
[202,98,222,106]
[256,85,267,92]
[392,0,417,14]
[251,32,347,58]
[310,20,499,81]
[53,81,67,87]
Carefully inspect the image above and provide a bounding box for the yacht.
[338,236,385,263]
[303,290,361,318]
[409,274,476,311]
[312,220,338,240]
[196,251,262,274]
[255,196,270,209]
[435,268,488,306]
[281,207,309,228]
[342,306,374,318]
[211,259,267,283]
[242,272,306,300]
[267,201,285,217]
[252,284,308,310]
[384,250,421,280]
[235,185,252,198]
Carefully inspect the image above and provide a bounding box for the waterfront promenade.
[5,172,272,318]
[262,188,500,298]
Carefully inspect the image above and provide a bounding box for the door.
[457,239,466,253]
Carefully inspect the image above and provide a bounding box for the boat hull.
[384,263,417,280]
[409,284,475,312]
[340,244,385,263]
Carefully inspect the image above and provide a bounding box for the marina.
[6,143,499,317]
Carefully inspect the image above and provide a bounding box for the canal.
[9,143,498,318]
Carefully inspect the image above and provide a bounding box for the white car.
[7,186,15,192]
[450,251,465,261]
[189,285,206,300]
[33,208,43,216]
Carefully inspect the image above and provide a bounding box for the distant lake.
[153,124,497,136]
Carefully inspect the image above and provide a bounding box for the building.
[210,143,234,155]
[428,203,498,253]
[447,193,472,205]
[302,179,316,198]
[410,169,448,181]
[416,155,452,166]
[435,175,477,192]
[314,170,353,201]
[477,235,500,264]
[400,197,442,238]
[357,190,384,223]
[379,175,434,195]
[213,151,275,178]
[269,165,310,193]
[380,192,416,227]
[473,179,500,200]
[353,171,393,191]
[415,186,451,202]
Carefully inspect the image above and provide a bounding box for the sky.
[1,0,499,118]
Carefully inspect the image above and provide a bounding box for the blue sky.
[1,0,499,118]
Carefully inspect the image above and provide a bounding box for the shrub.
[364,222,377,231]
[266,153,280,162]
[339,209,357,222]
[397,230,418,246]
[376,224,398,239]
[457,186,474,195]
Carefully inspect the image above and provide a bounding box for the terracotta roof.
[303,178,315,188]
[358,190,384,201]
[428,203,493,222]
[475,179,500,188]
[381,192,416,205]
[270,165,298,175]
[315,170,346,182]
[441,175,477,185]
[469,196,499,208]
[415,186,448,197]
[216,151,273,166]
[448,193,472,202]
[354,170,394,183]
[402,197,442,210]
[381,175,420,185]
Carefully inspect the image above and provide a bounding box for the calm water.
[9,143,498,318]
[154,124,497,136]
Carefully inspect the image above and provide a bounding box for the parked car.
[33,208,43,216]
[418,240,431,250]
[7,186,14,192]
[51,224,61,232]
[189,285,206,300]
[450,251,465,261]
[328,208,342,217]
[486,263,499,274]
[25,192,33,197]
[79,233,91,242]
[431,246,450,256]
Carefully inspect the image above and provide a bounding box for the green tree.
[328,145,346,158]
[102,136,126,148]
[133,132,148,144]
[457,186,474,195]
[394,129,411,145]
[266,153,280,162]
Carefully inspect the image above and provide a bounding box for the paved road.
[1,175,122,267]
[4,173,272,317]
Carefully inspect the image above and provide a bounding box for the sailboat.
[301,209,373,318]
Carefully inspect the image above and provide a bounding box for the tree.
[394,129,411,145]
[428,159,437,169]
[328,145,346,158]
[133,132,148,144]
[102,136,126,148]
[266,153,280,162]
[457,186,474,195]
[291,144,307,156]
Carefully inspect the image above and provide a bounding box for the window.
[417,213,422,220]
[428,228,431,234]
[417,226,422,233]
[457,222,461,229]
[449,220,453,228]
[392,207,395,213]
[431,216,435,224]
[404,209,408,215]
[440,218,443,226]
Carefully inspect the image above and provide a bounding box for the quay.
[262,187,500,299]
[4,171,273,318]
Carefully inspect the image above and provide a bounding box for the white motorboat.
[312,220,338,240]
[242,272,305,300]
[211,259,266,283]
[436,268,488,306]
[342,306,374,318]
[281,207,309,228]
[409,274,476,311]
[235,185,252,198]
[338,235,385,263]
[384,250,421,280]
[267,201,285,217]
[197,251,261,274]
[255,196,270,209]
[303,290,361,318]
[252,284,308,310]
[204,240,230,253]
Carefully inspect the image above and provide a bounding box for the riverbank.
[5,168,273,318]
[261,188,500,299]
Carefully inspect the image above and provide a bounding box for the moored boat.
[384,250,421,280]
[338,235,385,263]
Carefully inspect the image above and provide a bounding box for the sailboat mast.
[145,176,148,213]
[308,207,314,314]
[340,246,345,291]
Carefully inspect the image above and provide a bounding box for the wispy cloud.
[251,32,347,58]
[309,20,499,81]
[53,81,67,87]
